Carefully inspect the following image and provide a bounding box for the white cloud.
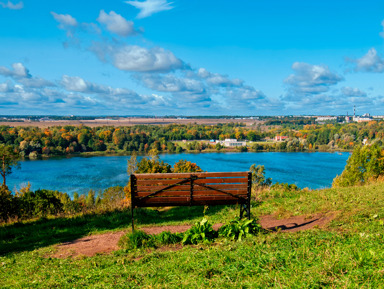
[0,1,23,10]
[97,10,136,37]
[135,67,271,111]
[61,75,132,95]
[284,62,343,100]
[0,62,30,78]
[138,73,205,94]
[0,63,55,88]
[125,0,173,18]
[341,87,367,97]
[112,45,184,72]
[197,68,243,87]
[0,81,16,93]
[51,12,78,28]
[352,48,384,73]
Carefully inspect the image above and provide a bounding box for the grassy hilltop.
[2,179,384,288]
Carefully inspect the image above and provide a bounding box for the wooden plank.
[134,172,248,179]
[136,190,248,197]
[136,195,246,204]
[136,177,247,186]
[137,200,246,207]
[194,178,247,184]
[136,184,248,192]
[135,198,246,207]
[136,179,191,186]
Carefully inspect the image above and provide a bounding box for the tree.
[333,144,384,187]
[0,144,19,188]
[250,164,272,188]
[173,160,203,173]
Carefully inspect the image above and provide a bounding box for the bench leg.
[131,205,135,232]
[240,204,251,220]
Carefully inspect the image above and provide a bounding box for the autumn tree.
[173,159,203,173]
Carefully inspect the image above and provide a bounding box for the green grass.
[3,182,384,287]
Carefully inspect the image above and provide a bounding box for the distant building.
[353,116,372,123]
[216,139,246,147]
[316,116,337,122]
[274,136,288,142]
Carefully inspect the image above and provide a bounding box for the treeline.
[0,123,257,157]
[266,121,384,150]
[1,121,384,157]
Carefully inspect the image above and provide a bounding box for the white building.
[216,139,247,147]
[316,116,337,122]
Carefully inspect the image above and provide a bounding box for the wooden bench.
[130,172,252,230]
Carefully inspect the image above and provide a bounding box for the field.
[0,117,262,128]
[2,181,384,288]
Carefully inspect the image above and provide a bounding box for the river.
[7,152,350,196]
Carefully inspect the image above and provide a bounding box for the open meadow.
[0,117,262,129]
[2,180,384,288]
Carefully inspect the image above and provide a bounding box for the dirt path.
[51,214,334,258]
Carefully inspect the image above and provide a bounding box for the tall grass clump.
[118,230,156,250]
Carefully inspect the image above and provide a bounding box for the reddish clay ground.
[260,213,335,232]
[50,214,334,259]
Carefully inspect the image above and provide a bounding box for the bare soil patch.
[51,231,127,259]
[50,214,334,258]
[259,213,335,232]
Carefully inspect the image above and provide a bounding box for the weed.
[218,217,262,241]
[182,218,217,245]
[156,231,183,246]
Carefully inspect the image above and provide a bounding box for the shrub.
[250,164,272,188]
[270,182,300,192]
[182,218,217,245]
[0,185,15,221]
[333,144,384,187]
[218,218,262,241]
[119,230,156,250]
[156,231,183,245]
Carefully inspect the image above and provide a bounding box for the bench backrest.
[131,172,251,208]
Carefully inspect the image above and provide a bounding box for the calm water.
[7,152,350,196]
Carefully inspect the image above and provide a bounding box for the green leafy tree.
[0,144,19,188]
[333,144,384,187]
[250,164,272,187]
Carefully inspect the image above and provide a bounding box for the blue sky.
[0,0,383,116]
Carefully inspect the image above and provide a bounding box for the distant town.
[0,106,380,125]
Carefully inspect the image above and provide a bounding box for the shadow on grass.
[0,205,230,256]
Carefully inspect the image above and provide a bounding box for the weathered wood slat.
[135,199,243,207]
[136,184,248,192]
[136,195,247,204]
[134,172,248,179]
[136,177,247,186]
[136,190,248,197]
